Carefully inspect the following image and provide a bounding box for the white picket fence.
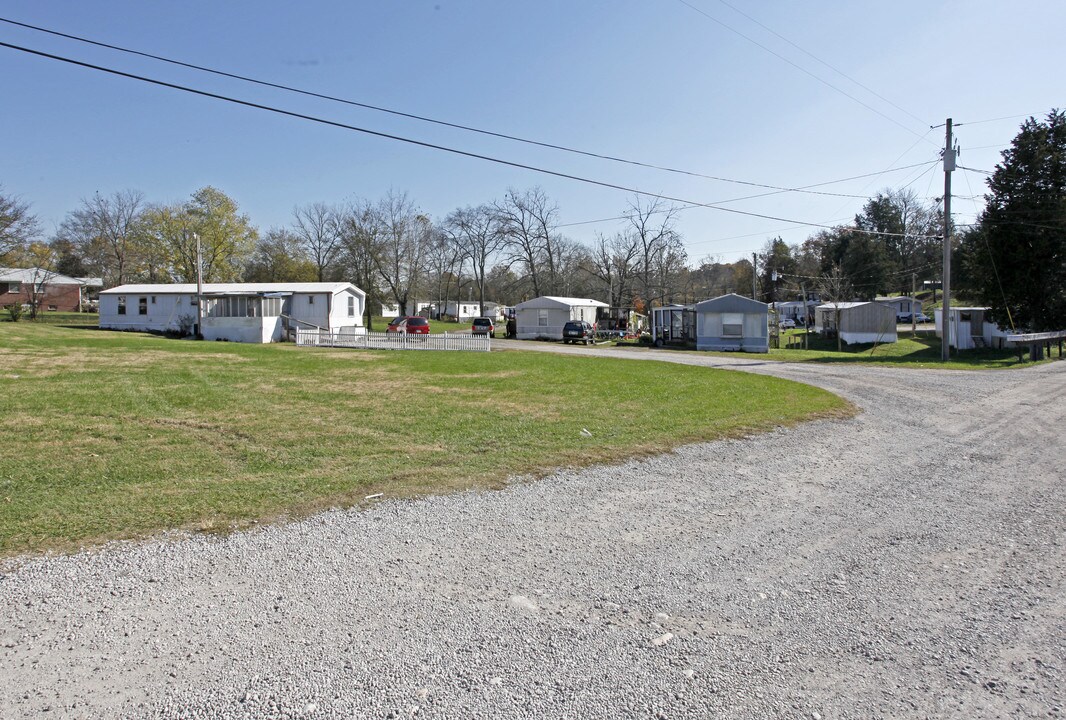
[295,328,490,352]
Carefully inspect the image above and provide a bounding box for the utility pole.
[194,232,204,340]
[911,272,917,336]
[942,118,955,361]
[800,281,809,350]
[751,252,758,300]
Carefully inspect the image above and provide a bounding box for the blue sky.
[1,1,1063,264]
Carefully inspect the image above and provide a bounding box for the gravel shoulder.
[2,347,1064,719]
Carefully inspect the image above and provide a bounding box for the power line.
[0,15,889,202]
[955,113,1045,127]
[714,0,927,126]
[815,128,938,230]
[777,261,941,284]
[0,40,943,241]
[557,161,936,229]
[674,0,936,144]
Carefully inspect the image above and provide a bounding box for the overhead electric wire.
[0,40,943,241]
[674,0,937,144]
[895,161,939,194]
[813,127,938,234]
[955,113,1045,127]
[714,0,927,126]
[557,160,936,229]
[0,15,888,202]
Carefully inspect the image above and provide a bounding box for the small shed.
[694,294,769,353]
[815,301,897,345]
[934,307,1011,349]
[514,296,608,340]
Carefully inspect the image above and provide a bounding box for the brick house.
[0,268,103,312]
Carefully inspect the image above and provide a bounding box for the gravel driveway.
[2,348,1064,719]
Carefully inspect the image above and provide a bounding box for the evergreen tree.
[960,110,1066,331]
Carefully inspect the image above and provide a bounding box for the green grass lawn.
[0,323,849,557]
[619,329,1038,370]
[771,330,1035,369]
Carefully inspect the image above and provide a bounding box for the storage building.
[814,301,897,345]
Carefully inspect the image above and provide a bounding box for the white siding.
[516,307,572,339]
[328,288,365,331]
[99,293,195,333]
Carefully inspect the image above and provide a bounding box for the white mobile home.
[695,294,769,353]
[774,300,818,324]
[875,296,922,319]
[443,300,500,320]
[514,296,608,340]
[99,282,366,343]
[934,307,1011,349]
[815,301,897,345]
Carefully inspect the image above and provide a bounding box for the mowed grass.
[0,323,849,557]
[770,331,1037,369]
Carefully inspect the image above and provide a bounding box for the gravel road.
[2,348,1064,719]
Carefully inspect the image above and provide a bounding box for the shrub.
[5,304,23,322]
[176,314,196,337]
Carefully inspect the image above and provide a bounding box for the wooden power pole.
[942,118,954,361]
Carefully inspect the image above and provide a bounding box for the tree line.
[0,182,946,318]
[3,110,1062,330]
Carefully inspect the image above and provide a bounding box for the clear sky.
[1,1,1063,265]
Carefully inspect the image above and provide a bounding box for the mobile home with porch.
[99,282,365,343]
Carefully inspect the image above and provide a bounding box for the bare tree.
[0,186,42,260]
[338,200,386,329]
[818,263,853,352]
[584,232,639,306]
[292,202,343,281]
[625,196,684,310]
[56,190,145,286]
[495,187,561,296]
[425,226,463,318]
[444,204,507,318]
[22,243,59,320]
[372,191,431,316]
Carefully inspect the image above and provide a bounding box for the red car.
[386,316,430,334]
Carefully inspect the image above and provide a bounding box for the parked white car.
[778,318,797,330]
